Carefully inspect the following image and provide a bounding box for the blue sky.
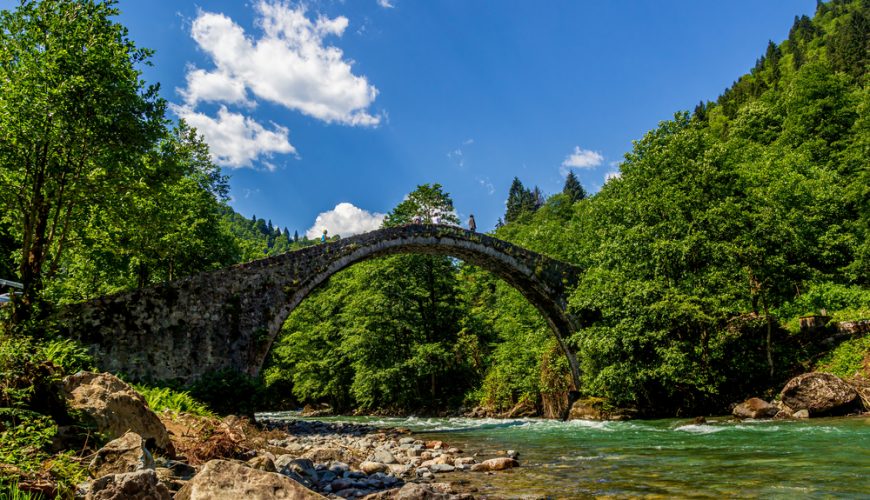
[4,0,817,236]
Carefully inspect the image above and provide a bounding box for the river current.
[257,412,870,498]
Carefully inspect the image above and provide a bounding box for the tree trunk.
[761,295,774,378]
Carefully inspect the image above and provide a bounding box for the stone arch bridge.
[65,225,584,392]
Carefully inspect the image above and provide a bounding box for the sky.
[3,0,817,237]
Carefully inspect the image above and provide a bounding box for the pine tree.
[505,177,528,223]
[531,186,544,211]
[293,230,299,243]
[562,171,587,203]
[827,7,868,77]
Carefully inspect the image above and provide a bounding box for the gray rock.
[64,372,173,455]
[175,459,324,499]
[361,482,455,499]
[470,457,519,472]
[780,372,859,416]
[87,469,170,500]
[331,478,355,491]
[398,438,415,445]
[429,464,455,473]
[360,461,389,475]
[318,470,337,484]
[89,432,155,479]
[330,461,350,474]
[247,455,277,473]
[281,458,319,482]
[794,409,810,419]
[373,450,398,464]
[732,398,779,419]
[167,461,196,479]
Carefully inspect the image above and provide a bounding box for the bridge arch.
[66,225,583,395]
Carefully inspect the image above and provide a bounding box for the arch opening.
[251,227,583,400]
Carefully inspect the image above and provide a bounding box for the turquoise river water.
[258,412,870,499]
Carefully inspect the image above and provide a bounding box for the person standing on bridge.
[468,214,476,232]
[321,229,328,243]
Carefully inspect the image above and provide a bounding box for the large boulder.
[87,470,171,500]
[779,372,859,416]
[470,457,519,472]
[732,398,779,419]
[63,372,173,454]
[362,482,456,499]
[89,432,155,478]
[175,459,324,499]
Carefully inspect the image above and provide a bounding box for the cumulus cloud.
[173,104,296,169]
[180,68,253,107]
[604,170,622,182]
[185,2,380,126]
[306,202,385,238]
[377,0,395,8]
[562,146,604,169]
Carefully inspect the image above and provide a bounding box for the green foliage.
[0,482,42,500]
[383,183,459,226]
[0,334,90,496]
[132,384,215,417]
[0,0,166,320]
[504,177,542,223]
[485,0,869,415]
[562,171,587,203]
[188,369,265,416]
[779,282,870,331]
[815,334,870,378]
[265,185,488,412]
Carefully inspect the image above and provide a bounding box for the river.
[257,412,870,498]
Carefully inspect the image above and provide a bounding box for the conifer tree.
[531,186,545,211]
[505,177,528,223]
[562,171,587,203]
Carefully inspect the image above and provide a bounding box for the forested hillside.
[0,0,865,419]
[264,0,868,417]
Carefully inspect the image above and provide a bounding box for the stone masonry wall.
[62,225,583,386]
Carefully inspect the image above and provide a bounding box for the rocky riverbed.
[56,372,521,499]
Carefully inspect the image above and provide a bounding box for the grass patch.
[815,334,870,379]
[132,384,215,417]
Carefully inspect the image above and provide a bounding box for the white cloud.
[184,2,380,126]
[306,202,385,238]
[377,0,395,8]
[174,104,296,169]
[562,146,604,169]
[476,176,495,195]
[448,138,474,168]
[604,170,622,182]
[180,68,253,107]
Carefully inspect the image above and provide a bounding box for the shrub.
[132,385,215,417]
[815,334,870,378]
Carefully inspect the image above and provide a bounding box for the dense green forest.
[0,0,867,424]
[263,0,869,417]
[3,1,864,494]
